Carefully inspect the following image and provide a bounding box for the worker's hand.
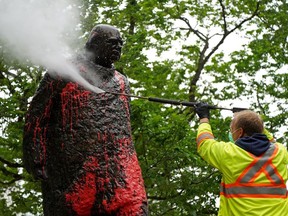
[195,102,210,119]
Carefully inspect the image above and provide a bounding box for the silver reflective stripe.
[265,164,283,184]
[197,133,214,145]
[240,145,276,183]
[220,184,287,196]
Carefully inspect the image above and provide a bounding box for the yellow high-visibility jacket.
[197,123,288,216]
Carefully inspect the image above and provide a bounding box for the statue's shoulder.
[116,70,128,78]
[35,72,68,96]
[45,72,69,85]
[114,70,130,84]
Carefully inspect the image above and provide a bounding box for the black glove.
[195,102,210,119]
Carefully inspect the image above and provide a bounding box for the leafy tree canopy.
[0,0,287,215]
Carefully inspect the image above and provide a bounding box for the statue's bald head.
[86,24,121,47]
[85,24,123,68]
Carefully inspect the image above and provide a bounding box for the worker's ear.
[238,128,244,138]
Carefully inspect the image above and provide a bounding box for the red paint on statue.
[65,157,98,216]
[33,118,47,173]
[62,74,146,215]
[114,71,132,133]
[102,137,147,215]
[114,72,129,112]
[29,83,55,177]
[114,72,126,100]
[65,134,146,215]
[43,98,53,119]
[25,122,31,132]
[48,80,55,93]
[61,83,91,131]
[103,131,108,143]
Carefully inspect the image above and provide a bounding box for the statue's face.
[87,25,123,67]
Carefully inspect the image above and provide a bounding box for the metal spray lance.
[105,91,248,112]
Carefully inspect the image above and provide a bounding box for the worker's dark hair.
[234,110,264,136]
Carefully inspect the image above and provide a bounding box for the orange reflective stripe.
[239,145,277,183]
[196,132,214,147]
[238,145,284,184]
[221,144,287,198]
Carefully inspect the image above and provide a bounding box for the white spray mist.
[0,0,104,93]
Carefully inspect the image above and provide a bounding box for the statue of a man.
[23,24,148,216]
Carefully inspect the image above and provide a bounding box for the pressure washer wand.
[106,91,248,112]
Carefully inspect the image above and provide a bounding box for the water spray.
[106,91,248,112]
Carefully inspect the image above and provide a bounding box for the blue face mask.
[228,128,241,143]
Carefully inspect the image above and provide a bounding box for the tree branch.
[0,166,23,184]
[0,70,17,78]
[128,0,137,35]
[147,171,219,201]
[205,2,261,65]
[179,17,207,42]
[0,177,22,185]
[0,70,16,94]
[218,0,228,34]
[187,1,261,105]
[189,39,209,103]
[255,82,266,116]
[190,170,219,185]
[159,206,177,216]
[0,156,23,168]
[229,2,260,33]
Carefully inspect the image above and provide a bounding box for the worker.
[195,102,288,216]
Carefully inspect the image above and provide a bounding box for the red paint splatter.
[31,92,54,175]
[63,73,147,215]
[43,98,53,119]
[25,122,32,132]
[48,80,55,92]
[103,138,147,215]
[60,83,91,131]
[65,157,98,216]
[65,135,146,215]
[32,118,47,175]
[104,156,146,214]
[114,71,132,134]
[114,72,126,98]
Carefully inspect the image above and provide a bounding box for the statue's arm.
[22,73,57,180]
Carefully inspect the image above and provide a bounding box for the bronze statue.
[23,24,148,216]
